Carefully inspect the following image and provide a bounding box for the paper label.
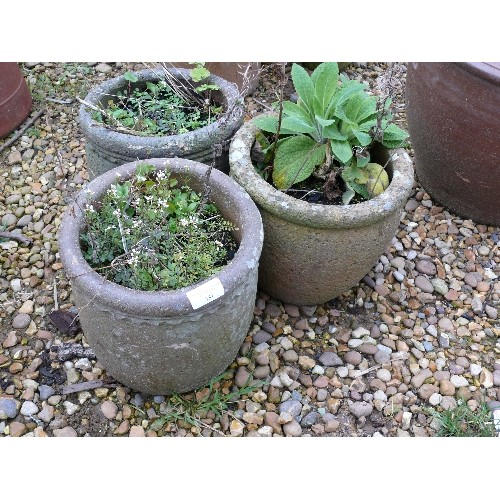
[186,278,225,310]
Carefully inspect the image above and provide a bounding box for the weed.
[427,398,497,437]
[149,371,263,435]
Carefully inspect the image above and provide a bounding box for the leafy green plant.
[149,371,263,434]
[90,64,222,137]
[254,62,409,204]
[81,163,237,291]
[427,398,497,437]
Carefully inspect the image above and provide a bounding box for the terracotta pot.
[406,62,500,227]
[79,67,244,179]
[0,63,32,138]
[229,117,414,306]
[58,158,263,395]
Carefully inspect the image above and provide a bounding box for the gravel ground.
[0,62,499,438]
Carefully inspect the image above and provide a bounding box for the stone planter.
[0,63,32,138]
[406,62,500,227]
[229,118,414,306]
[79,67,244,179]
[58,158,263,395]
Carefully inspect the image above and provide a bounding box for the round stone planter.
[79,67,244,180]
[406,62,500,227]
[58,158,263,395]
[229,117,414,306]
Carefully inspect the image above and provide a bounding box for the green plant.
[427,398,497,437]
[254,62,409,204]
[90,64,222,137]
[80,163,237,291]
[149,371,263,434]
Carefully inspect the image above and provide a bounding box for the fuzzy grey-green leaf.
[273,136,326,190]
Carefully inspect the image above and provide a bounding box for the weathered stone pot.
[229,118,414,305]
[79,67,244,180]
[58,158,263,395]
[406,62,500,227]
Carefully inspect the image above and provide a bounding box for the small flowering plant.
[80,163,237,291]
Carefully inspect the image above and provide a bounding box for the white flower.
[85,204,95,213]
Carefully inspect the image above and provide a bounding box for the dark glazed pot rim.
[229,115,414,229]
[58,158,263,317]
[455,62,500,85]
[78,67,243,152]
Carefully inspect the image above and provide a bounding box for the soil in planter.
[91,77,223,137]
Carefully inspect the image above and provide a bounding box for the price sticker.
[186,278,225,310]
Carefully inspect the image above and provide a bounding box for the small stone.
[18,300,34,314]
[8,150,22,165]
[493,370,500,387]
[439,380,456,396]
[470,364,482,377]
[478,245,490,256]
[415,275,434,293]
[411,368,433,389]
[431,278,449,295]
[416,260,437,276]
[374,350,391,364]
[481,369,494,388]
[279,400,302,417]
[129,425,145,437]
[2,331,18,348]
[234,366,252,388]
[0,398,19,420]
[485,305,498,320]
[9,422,27,437]
[252,330,272,344]
[349,401,373,418]
[53,426,78,437]
[301,411,320,427]
[38,405,54,423]
[20,401,39,416]
[299,356,316,370]
[450,375,469,388]
[471,297,483,315]
[376,368,392,383]
[324,419,340,433]
[12,313,31,329]
[264,303,282,317]
[257,425,273,437]
[283,420,302,437]
[101,400,118,419]
[63,401,79,416]
[419,384,439,400]
[95,63,113,73]
[344,351,362,366]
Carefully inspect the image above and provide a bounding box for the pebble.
[20,401,39,416]
[283,420,303,436]
[101,400,118,419]
[349,401,373,418]
[415,260,437,276]
[279,400,302,417]
[415,275,434,293]
[12,313,31,329]
[450,375,469,388]
[53,426,78,437]
[344,351,362,366]
[0,398,19,419]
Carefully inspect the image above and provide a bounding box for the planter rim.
[455,62,500,85]
[78,67,243,154]
[229,116,414,229]
[58,158,263,317]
